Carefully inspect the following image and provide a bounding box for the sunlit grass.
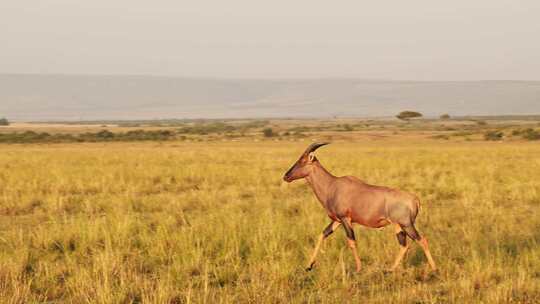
[0,141,539,303]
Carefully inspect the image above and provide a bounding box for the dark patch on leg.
[401,224,421,241]
[323,222,335,238]
[340,218,355,240]
[396,231,407,247]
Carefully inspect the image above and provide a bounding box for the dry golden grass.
[0,140,539,303]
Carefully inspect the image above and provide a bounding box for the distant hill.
[1,74,539,121]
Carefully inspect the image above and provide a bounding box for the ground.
[0,119,539,303]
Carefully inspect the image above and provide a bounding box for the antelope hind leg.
[389,225,409,272]
[401,224,437,271]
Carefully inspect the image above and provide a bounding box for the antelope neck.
[305,161,335,204]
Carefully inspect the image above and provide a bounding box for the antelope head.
[283,142,329,183]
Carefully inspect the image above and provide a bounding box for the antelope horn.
[304,142,330,155]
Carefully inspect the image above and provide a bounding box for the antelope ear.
[308,152,315,162]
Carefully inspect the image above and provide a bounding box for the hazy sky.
[1,1,540,80]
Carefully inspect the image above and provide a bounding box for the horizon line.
[1,72,539,83]
[8,114,540,124]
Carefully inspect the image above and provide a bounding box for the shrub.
[0,118,9,126]
[96,130,114,139]
[440,114,451,120]
[512,129,523,136]
[522,128,540,140]
[342,124,354,131]
[484,130,504,141]
[262,128,275,137]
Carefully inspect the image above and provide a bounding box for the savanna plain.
[0,120,539,303]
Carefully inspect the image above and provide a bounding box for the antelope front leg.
[306,221,341,271]
[340,217,361,272]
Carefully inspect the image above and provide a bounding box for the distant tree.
[0,118,9,126]
[440,114,451,120]
[262,128,275,137]
[396,111,423,121]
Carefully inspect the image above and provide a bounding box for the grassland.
[0,123,539,303]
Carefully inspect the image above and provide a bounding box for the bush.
[0,118,9,126]
[511,128,540,140]
[262,128,275,137]
[484,130,504,141]
[511,129,522,136]
[342,124,354,131]
[522,128,540,140]
[96,130,114,139]
[396,111,423,121]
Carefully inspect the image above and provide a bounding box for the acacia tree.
[0,118,9,126]
[396,111,423,121]
[440,114,451,120]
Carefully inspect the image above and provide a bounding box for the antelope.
[283,143,437,272]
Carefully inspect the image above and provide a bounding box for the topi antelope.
[283,143,437,272]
